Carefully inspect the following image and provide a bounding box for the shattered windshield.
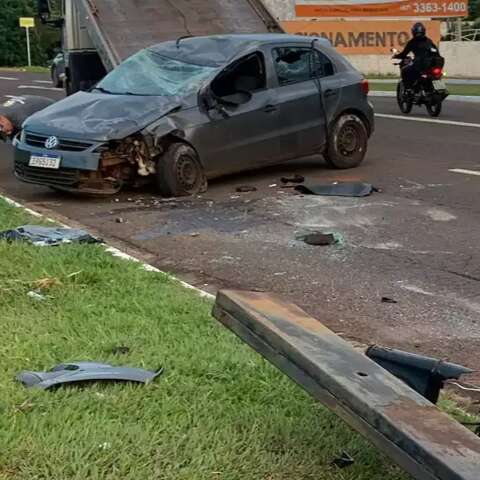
[96,50,216,97]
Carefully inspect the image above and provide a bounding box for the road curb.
[370,91,480,103]
[0,192,215,301]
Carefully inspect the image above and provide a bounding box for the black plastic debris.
[301,232,337,246]
[110,346,131,355]
[332,451,355,469]
[366,345,473,404]
[236,185,257,193]
[0,225,100,246]
[281,174,305,184]
[295,182,377,197]
[16,362,163,390]
[382,297,398,304]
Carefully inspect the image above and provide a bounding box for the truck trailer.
[37,0,282,94]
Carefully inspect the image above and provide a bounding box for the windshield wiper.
[90,86,115,94]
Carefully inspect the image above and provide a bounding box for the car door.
[192,52,282,177]
[315,49,342,126]
[268,45,326,161]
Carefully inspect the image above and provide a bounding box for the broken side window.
[211,52,266,99]
[273,47,335,86]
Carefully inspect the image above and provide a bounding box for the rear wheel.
[324,114,368,169]
[426,101,442,117]
[156,143,205,197]
[397,81,413,114]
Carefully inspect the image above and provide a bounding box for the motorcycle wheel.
[426,101,442,117]
[397,82,413,114]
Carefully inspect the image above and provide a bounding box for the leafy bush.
[0,0,61,67]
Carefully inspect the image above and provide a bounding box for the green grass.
[0,199,477,479]
[370,82,480,96]
[0,66,50,74]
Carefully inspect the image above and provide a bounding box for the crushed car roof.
[148,34,332,67]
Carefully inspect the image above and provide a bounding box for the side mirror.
[219,91,252,107]
[37,0,51,20]
[198,84,215,112]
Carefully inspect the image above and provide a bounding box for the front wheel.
[155,143,206,197]
[397,81,413,114]
[426,101,442,117]
[324,114,368,169]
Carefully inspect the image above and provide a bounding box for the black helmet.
[412,22,426,38]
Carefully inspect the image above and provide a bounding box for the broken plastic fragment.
[300,233,337,246]
[236,185,257,193]
[0,225,100,246]
[16,362,163,390]
[281,174,305,184]
[295,182,377,197]
[332,451,355,469]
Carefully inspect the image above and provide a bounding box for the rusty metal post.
[213,290,480,480]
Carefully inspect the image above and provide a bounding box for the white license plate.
[29,154,61,169]
[433,80,446,90]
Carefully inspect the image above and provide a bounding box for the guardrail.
[444,28,480,41]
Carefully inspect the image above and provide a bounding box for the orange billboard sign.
[295,0,468,18]
[282,20,441,54]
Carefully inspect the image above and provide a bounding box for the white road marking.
[34,80,53,84]
[449,168,480,176]
[0,76,18,81]
[0,193,215,301]
[375,113,480,129]
[370,91,480,103]
[17,85,63,91]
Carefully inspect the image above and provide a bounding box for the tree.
[0,0,61,66]
[468,0,480,19]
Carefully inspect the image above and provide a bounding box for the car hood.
[24,91,184,142]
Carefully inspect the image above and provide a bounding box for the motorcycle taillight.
[431,67,443,79]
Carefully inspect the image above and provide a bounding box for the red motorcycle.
[392,50,448,117]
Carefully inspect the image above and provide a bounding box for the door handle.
[263,105,278,113]
[324,89,338,98]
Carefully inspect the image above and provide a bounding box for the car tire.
[324,114,368,169]
[156,143,205,197]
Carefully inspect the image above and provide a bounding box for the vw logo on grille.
[44,136,59,149]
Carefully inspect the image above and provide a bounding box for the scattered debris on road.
[236,185,257,193]
[16,362,164,390]
[0,225,100,246]
[295,182,378,197]
[298,232,337,246]
[381,296,398,304]
[281,174,305,184]
[332,451,355,469]
[115,217,125,224]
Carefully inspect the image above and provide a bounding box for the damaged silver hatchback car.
[14,34,374,196]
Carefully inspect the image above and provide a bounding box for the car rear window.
[273,47,334,86]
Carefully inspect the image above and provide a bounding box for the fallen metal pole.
[213,290,480,480]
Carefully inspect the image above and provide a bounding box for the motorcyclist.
[0,95,54,142]
[393,22,442,92]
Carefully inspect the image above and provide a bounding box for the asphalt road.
[1,71,479,385]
